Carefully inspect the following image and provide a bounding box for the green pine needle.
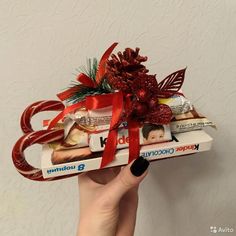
[66,58,113,105]
[78,58,98,81]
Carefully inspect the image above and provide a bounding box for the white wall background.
[1,1,236,235]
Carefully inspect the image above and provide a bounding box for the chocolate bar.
[89,123,172,152]
[170,107,215,133]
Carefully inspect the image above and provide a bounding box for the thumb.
[102,156,149,205]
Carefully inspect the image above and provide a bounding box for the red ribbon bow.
[48,43,186,168]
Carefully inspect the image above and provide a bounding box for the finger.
[101,156,149,206]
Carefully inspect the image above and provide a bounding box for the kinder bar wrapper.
[170,107,216,133]
[42,130,213,178]
[89,123,172,152]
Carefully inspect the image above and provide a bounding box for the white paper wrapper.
[170,108,216,133]
[57,118,89,150]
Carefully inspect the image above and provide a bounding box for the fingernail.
[130,156,149,177]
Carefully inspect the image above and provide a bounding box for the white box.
[41,130,213,178]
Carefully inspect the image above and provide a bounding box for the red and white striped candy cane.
[13,100,80,181]
[20,100,65,134]
[12,129,80,181]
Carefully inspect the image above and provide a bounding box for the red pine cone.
[106,47,149,93]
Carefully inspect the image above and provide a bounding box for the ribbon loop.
[100,91,123,168]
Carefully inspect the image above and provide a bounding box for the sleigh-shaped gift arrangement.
[12,43,214,181]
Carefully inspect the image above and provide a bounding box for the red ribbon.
[100,91,123,168]
[127,119,140,163]
[124,95,140,163]
[57,42,118,101]
[95,42,118,85]
[77,73,96,88]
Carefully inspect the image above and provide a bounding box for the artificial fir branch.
[65,58,113,105]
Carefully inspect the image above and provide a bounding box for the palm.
[78,167,139,236]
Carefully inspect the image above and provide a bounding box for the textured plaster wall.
[1,1,236,236]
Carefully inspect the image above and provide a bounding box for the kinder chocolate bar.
[89,123,172,152]
[170,107,215,133]
[42,130,213,178]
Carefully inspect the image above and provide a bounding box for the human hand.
[77,156,149,236]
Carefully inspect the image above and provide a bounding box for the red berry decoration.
[132,74,158,95]
[133,101,148,117]
[148,96,159,110]
[136,88,149,102]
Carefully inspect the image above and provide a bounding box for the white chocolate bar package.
[170,107,215,133]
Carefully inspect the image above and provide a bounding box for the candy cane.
[20,100,65,134]
[12,129,80,181]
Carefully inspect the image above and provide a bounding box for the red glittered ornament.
[133,102,148,117]
[148,96,159,110]
[136,88,149,102]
